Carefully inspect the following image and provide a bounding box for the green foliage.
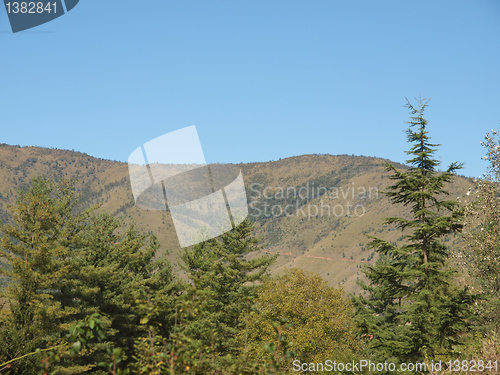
[0,313,105,375]
[259,318,296,375]
[461,129,500,333]
[241,268,360,371]
[73,212,179,364]
[0,178,96,374]
[0,177,365,373]
[354,97,475,364]
[179,218,277,359]
[115,221,304,374]
[113,298,300,374]
[0,177,178,374]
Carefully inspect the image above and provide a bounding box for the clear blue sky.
[2,0,499,178]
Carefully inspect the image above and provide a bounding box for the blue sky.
[1,0,499,178]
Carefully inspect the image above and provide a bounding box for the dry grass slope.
[0,144,474,293]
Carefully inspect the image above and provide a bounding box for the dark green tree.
[0,177,179,374]
[0,178,93,374]
[71,212,179,372]
[179,218,277,361]
[353,97,474,364]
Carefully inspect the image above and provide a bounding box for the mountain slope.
[0,144,473,292]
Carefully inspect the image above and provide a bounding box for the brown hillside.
[0,144,473,293]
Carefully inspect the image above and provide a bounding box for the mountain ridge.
[0,143,472,292]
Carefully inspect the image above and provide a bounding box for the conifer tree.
[0,178,96,374]
[0,177,178,374]
[179,218,277,358]
[354,97,474,364]
[72,212,179,371]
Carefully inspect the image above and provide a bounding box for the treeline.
[0,178,360,374]
[0,99,499,374]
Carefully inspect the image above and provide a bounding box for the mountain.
[0,143,473,292]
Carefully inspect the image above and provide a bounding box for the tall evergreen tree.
[0,178,92,374]
[353,97,474,364]
[0,177,179,374]
[179,218,277,358]
[72,212,179,371]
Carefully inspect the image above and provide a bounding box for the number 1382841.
[5,2,57,14]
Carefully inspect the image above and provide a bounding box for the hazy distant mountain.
[0,143,472,292]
